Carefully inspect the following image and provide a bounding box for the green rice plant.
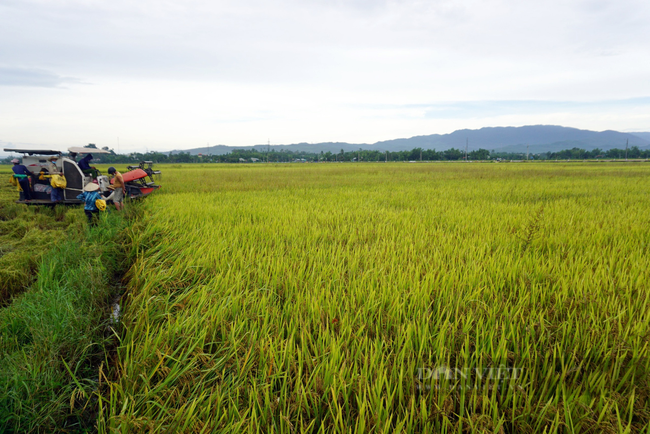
[102,162,650,433]
[518,205,544,253]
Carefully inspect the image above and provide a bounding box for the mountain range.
[171,125,650,155]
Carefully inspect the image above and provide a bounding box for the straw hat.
[84,183,99,192]
[11,158,19,164]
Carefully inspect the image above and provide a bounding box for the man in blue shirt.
[76,182,102,226]
[11,158,34,201]
[77,154,99,179]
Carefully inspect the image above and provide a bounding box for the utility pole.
[385,151,388,163]
[117,137,120,155]
[527,144,529,161]
[465,138,468,161]
[268,139,270,163]
[420,149,422,161]
[625,139,628,161]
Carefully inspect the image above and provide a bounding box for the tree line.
[3,146,648,165]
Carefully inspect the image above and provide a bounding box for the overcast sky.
[1,0,649,153]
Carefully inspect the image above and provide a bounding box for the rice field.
[102,162,650,433]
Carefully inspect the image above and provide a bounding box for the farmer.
[76,183,102,226]
[47,156,64,203]
[47,156,60,175]
[105,167,126,211]
[11,158,34,201]
[77,153,99,179]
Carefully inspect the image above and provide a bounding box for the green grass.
[0,166,79,304]
[102,162,650,433]
[0,167,138,432]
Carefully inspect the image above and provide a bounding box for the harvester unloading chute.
[122,169,148,182]
[115,162,162,199]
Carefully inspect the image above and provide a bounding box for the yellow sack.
[50,174,67,189]
[9,175,23,191]
[10,176,22,191]
[96,199,107,212]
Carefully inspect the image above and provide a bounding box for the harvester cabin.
[5,147,111,204]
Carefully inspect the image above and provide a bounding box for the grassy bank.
[0,169,138,432]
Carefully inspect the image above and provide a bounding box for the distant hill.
[629,132,650,143]
[377,126,649,153]
[171,142,375,156]
[169,125,650,155]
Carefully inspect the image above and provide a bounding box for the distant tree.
[469,148,490,160]
[443,148,463,160]
[408,148,422,161]
[588,148,602,159]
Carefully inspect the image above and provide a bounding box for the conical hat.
[84,183,99,192]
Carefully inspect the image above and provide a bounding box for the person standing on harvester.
[106,167,126,211]
[77,183,102,226]
[11,158,34,202]
[47,156,64,203]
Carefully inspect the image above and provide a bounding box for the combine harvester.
[5,147,161,205]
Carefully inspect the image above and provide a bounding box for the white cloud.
[0,67,83,87]
[1,0,649,151]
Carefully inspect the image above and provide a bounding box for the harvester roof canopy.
[3,148,62,156]
[68,147,111,154]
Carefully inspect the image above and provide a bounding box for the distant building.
[250,158,260,162]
